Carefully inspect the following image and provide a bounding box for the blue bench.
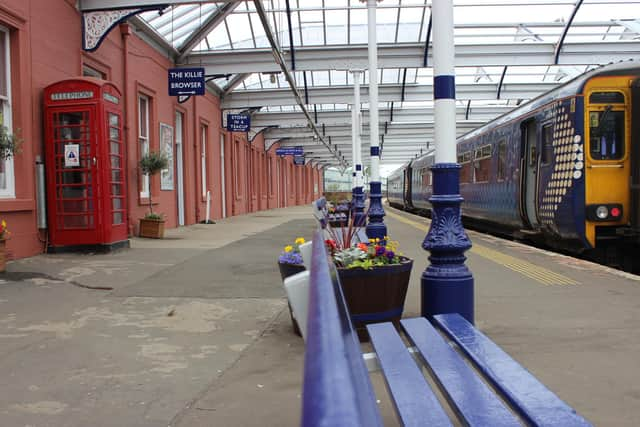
[300,231,592,427]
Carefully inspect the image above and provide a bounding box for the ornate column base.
[352,186,366,227]
[421,163,474,324]
[366,181,387,240]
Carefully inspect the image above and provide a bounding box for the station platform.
[0,203,638,426]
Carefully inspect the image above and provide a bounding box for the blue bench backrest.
[300,232,383,427]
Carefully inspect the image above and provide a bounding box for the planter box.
[278,262,305,337]
[338,257,413,341]
[139,218,165,239]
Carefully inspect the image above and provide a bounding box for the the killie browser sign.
[168,67,205,96]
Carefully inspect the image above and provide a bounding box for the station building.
[0,1,323,260]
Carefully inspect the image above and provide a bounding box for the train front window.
[589,107,625,160]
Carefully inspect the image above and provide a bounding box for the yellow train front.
[394,62,640,270]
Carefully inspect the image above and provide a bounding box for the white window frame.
[0,26,15,199]
[201,124,207,198]
[138,94,150,198]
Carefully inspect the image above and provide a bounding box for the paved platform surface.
[0,204,638,426]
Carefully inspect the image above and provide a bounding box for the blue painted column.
[363,0,386,240]
[421,0,474,323]
[351,70,366,227]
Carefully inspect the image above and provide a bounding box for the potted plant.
[324,214,413,341]
[139,150,168,238]
[277,237,307,336]
[0,125,22,160]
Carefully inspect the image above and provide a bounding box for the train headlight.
[595,206,609,219]
[586,204,623,221]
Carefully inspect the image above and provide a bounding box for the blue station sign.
[293,155,305,166]
[168,67,205,96]
[275,146,304,156]
[226,114,251,132]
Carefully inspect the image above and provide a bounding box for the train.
[387,61,640,270]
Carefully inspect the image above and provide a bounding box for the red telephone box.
[43,78,128,251]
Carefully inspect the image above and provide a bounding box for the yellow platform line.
[385,209,579,286]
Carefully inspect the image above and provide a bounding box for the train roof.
[459,61,640,141]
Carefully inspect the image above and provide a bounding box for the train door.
[631,80,640,235]
[521,119,540,228]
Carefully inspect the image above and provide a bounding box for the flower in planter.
[327,236,404,270]
[278,237,305,265]
[0,220,10,240]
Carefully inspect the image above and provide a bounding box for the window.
[82,64,106,79]
[589,108,625,160]
[421,168,431,187]
[497,139,507,180]
[541,124,553,166]
[458,151,472,183]
[473,144,492,183]
[138,94,150,198]
[0,26,14,198]
[201,124,207,198]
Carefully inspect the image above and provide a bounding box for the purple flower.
[385,251,395,260]
[375,246,385,256]
[279,252,303,265]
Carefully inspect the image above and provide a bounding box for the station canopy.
[81,0,640,173]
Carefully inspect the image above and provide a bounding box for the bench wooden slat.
[367,322,453,427]
[301,233,383,427]
[401,317,522,427]
[433,313,592,427]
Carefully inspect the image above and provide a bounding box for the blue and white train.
[388,62,640,268]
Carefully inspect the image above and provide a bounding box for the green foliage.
[139,151,169,177]
[144,212,164,220]
[0,126,22,160]
[334,247,367,267]
[139,150,169,216]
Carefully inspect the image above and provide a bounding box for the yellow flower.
[1,220,5,228]
[295,237,305,245]
[284,245,293,253]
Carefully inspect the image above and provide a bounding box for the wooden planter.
[0,239,6,272]
[278,262,305,337]
[337,257,413,341]
[139,218,165,239]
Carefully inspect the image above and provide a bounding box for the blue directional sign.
[226,114,251,132]
[275,146,304,156]
[168,67,205,96]
[293,155,305,166]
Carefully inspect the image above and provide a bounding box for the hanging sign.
[293,155,305,166]
[64,144,80,167]
[226,114,251,132]
[275,146,304,156]
[168,67,205,96]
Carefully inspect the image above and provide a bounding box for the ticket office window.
[0,26,14,198]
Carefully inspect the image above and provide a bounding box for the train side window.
[497,139,507,180]
[541,124,553,165]
[458,151,471,183]
[473,144,491,183]
[589,108,625,160]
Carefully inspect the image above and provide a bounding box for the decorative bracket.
[82,6,164,52]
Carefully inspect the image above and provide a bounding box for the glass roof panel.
[326,10,348,44]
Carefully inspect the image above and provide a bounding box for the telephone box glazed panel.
[44,78,128,250]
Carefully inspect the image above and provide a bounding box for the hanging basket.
[337,257,413,341]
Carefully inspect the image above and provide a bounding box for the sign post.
[168,67,205,96]
[275,146,304,156]
[226,114,251,132]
